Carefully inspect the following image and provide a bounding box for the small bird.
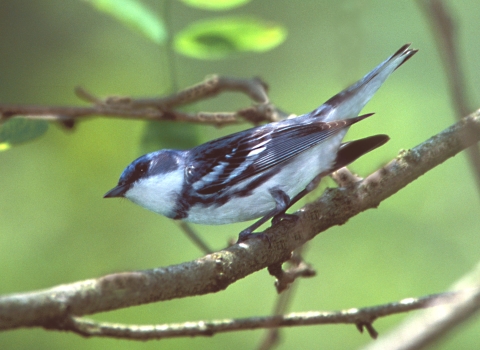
[105,44,417,242]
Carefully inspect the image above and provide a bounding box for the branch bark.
[0,76,285,126]
[56,290,475,340]
[1,110,479,333]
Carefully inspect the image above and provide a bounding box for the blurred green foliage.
[0,119,49,151]
[1,1,480,349]
[83,0,167,44]
[179,0,252,11]
[174,17,287,59]
[141,120,200,153]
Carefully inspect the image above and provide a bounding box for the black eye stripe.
[118,159,151,186]
[135,163,148,175]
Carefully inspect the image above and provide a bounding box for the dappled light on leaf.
[0,143,11,151]
[179,0,252,11]
[83,0,167,44]
[174,17,287,59]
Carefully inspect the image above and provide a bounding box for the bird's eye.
[119,161,150,185]
[133,162,149,177]
[186,165,195,177]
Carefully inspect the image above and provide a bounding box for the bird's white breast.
[125,170,184,218]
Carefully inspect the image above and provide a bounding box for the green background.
[1,1,480,349]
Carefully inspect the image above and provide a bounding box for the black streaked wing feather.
[186,115,370,195]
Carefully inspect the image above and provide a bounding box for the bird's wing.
[186,114,370,195]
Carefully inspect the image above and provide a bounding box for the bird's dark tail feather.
[332,134,390,171]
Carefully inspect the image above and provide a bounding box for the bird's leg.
[237,188,291,243]
[272,134,390,224]
[272,172,326,225]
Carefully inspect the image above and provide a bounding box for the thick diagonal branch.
[0,111,479,331]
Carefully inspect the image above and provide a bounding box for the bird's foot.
[237,228,271,245]
[272,212,299,225]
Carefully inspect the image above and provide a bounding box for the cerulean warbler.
[105,44,417,241]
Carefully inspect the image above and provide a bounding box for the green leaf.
[83,0,167,44]
[174,17,287,59]
[140,121,200,154]
[0,119,49,151]
[179,0,252,11]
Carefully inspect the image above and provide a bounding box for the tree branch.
[418,0,480,196]
[361,263,480,350]
[0,76,285,126]
[1,110,479,333]
[48,290,477,340]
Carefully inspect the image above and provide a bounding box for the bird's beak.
[104,184,129,198]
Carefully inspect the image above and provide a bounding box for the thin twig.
[360,262,480,350]
[418,0,480,196]
[162,0,178,93]
[330,167,363,187]
[128,75,270,109]
[257,245,309,350]
[268,249,316,294]
[56,290,472,340]
[0,104,272,125]
[177,222,213,254]
[0,76,279,125]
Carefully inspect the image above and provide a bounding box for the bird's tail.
[309,44,417,122]
[331,134,390,171]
